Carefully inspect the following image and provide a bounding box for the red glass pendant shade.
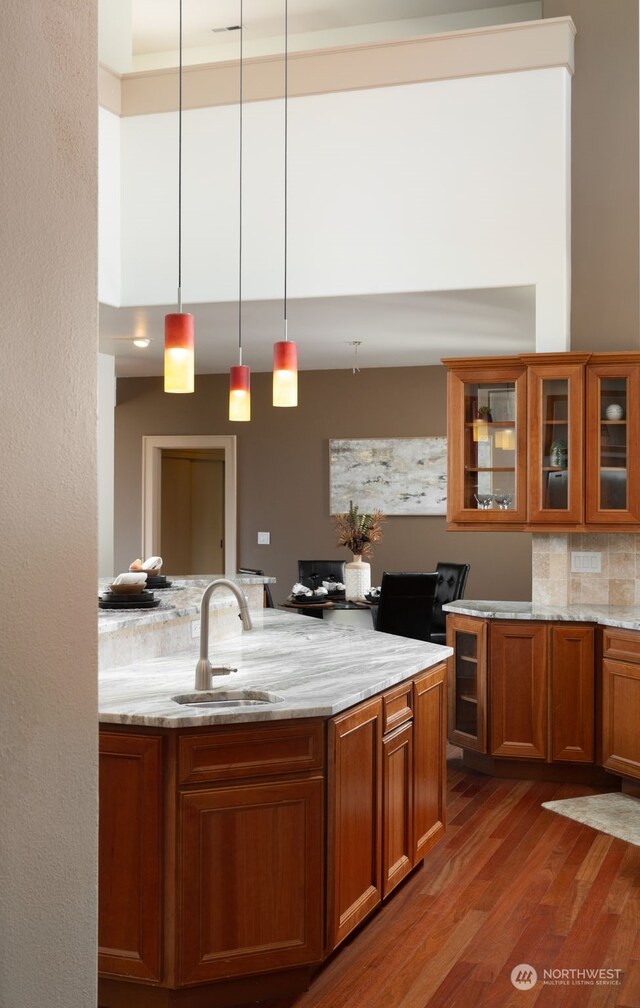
[164,312,194,393]
[272,340,298,407]
[229,364,251,421]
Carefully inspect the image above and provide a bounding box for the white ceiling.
[100,287,536,378]
[100,1,540,376]
[132,0,531,56]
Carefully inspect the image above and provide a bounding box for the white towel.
[112,572,147,586]
[142,556,163,572]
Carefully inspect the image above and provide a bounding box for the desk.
[281,599,375,630]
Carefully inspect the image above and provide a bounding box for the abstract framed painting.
[329,437,447,516]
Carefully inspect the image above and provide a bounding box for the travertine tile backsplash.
[532,533,640,606]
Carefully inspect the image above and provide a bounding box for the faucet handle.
[195,657,236,690]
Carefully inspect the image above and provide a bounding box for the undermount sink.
[171,688,284,708]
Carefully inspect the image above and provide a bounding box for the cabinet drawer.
[602,628,640,664]
[178,722,324,785]
[382,682,413,734]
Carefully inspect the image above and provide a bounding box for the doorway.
[142,435,237,575]
[160,448,225,573]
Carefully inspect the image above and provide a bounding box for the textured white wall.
[0,2,98,1006]
[112,67,570,349]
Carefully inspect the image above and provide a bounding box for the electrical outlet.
[570,551,602,573]
[191,619,201,638]
[257,531,270,545]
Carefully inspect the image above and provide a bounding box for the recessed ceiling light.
[133,337,151,348]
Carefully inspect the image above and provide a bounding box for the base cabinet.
[602,629,640,779]
[99,664,447,1004]
[327,662,447,950]
[98,733,163,983]
[327,697,383,949]
[382,723,414,898]
[489,622,548,759]
[413,664,447,861]
[550,624,594,762]
[447,615,595,767]
[178,778,324,984]
[446,615,487,752]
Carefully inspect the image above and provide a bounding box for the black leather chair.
[430,562,470,645]
[237,567,274,608]
[375,571,438,642]
[297,560,346,591]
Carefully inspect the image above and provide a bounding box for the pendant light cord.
[283,0,288,341]
[238,0,243,365]
[177,0,183,312]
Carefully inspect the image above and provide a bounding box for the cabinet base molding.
[622,778,640,798]
[98,967,313,1008]
[462,750,618,787]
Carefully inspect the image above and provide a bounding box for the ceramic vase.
[345,553,371,601]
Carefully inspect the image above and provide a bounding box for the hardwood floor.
[266,751,640,1008]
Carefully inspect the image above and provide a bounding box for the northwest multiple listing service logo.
[510,964,623,990]
[511,964,537,990]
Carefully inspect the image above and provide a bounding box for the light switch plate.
[257,531,270,545]
[570,551,602,573]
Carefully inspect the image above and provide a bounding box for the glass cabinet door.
[527,362,585,524]
[586,364,640,523]
[446,615,486,752]
[446,365,527,524]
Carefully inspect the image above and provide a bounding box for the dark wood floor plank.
[617,959,640,1007]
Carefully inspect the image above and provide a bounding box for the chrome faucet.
[195,579,253,690]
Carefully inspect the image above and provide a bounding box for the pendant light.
[164,0,194,394]
[229,4,251,421]
[272,0,298,407]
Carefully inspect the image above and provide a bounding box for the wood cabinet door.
[413,663,447,863]
[177,777,324,985]
[382,722,413,897]
[526,360,585,526]
[489,622,548,759]
[550,624,594,762]
[602,658,640,779]
[585,362,640,524]
[98,732,163,982]
[445,362,528,527]
[327,697,383,950]
[447,614,487,752]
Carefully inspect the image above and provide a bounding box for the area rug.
[541,793,640,846]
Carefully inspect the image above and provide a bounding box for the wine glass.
[493,489,513,510]
[474,493,495,510]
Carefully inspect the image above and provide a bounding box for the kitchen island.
[443,599,640,786]
[99,608,451,1008]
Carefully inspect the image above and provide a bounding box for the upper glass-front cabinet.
[527,362,585,524]
[586,364,640,523]
[446,363,527,525]
[445,352,640,531]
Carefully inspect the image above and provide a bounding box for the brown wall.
[544,0,639,350]
[115,366,533,604]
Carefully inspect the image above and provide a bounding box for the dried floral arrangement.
[334,501,385,558]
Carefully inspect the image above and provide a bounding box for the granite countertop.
[98,575,270,634]
[99,609,452,728]
[444,599,640,630]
